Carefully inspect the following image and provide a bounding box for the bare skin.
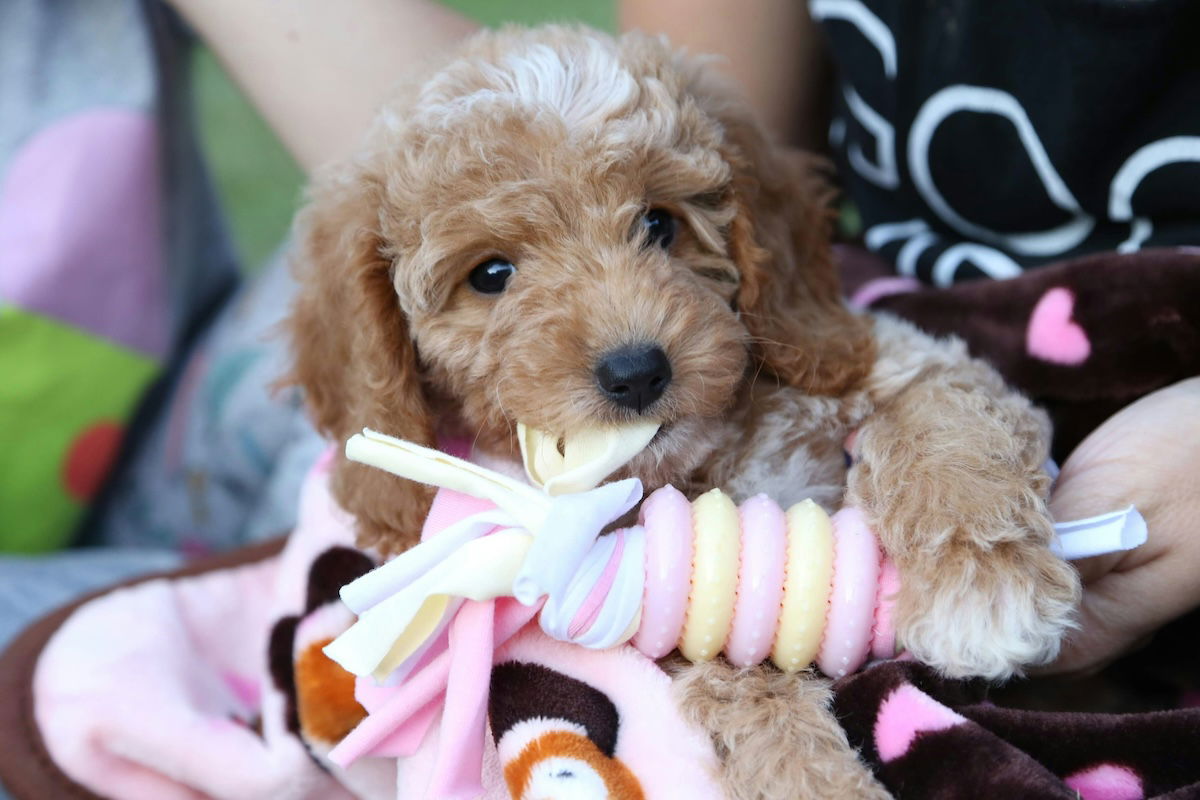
[1043,378,1200,674]
[619,0,832,148]
[167,0,477,171]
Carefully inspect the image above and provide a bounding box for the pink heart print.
[1026,287,1091,365]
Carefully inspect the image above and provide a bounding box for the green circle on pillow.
[0,307,156,552]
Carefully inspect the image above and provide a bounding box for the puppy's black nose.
[595,344,672,413]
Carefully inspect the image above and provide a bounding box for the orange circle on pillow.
[62,421,124,502]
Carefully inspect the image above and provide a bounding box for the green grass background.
[194,1,615,270]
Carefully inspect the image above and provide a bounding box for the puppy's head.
[288,26,873,553]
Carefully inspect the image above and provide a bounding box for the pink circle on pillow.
[633,485,694,658]
[725,495,786,667]
[0,109,165,357]
[817,507,881,678]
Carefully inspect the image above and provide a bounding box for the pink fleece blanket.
[31,450,720,800]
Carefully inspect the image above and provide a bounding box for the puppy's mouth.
[517,420,660,495]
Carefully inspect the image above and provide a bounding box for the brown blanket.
[835,246,1200,798]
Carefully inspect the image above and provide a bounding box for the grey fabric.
[92,249,324,552]
[0,0,154,166]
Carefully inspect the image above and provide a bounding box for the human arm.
[1044,377,1200,674]
[165,0,478,172]
[619,0,833,148]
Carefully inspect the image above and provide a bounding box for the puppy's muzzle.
[594,343,671,414]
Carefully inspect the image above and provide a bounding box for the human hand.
[1042,377,1200,675]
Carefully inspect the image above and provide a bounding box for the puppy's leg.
[668,659,888,800]
[848,316,1080,680]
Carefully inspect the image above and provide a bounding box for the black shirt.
[814,0,1200,284]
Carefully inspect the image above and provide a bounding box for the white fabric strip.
[538,529,621,643]
[339,510,515,613]
[1050,506,1148,560]
[537,526,646,649]
[511,477,643,605]
[349,430,548,529]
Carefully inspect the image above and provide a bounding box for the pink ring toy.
[343,430,1115,682]
[633,484,695,658]
[871,558,901,660]
[725,495,787,667]
[817,507,882,678]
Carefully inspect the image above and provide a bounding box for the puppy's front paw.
[893,533,1081,680]
[848,352,1084,679]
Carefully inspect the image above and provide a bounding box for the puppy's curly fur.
[287,25,1080,798]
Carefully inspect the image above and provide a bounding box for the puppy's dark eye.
[641,208,675,250]
[468,258,516,294]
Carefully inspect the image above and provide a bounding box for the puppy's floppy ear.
[717,102,875,396]
[286,166,436,555]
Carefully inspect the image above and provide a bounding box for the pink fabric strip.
[329,598,540,768]
[369,695,444,758]
[330,656,450,767]
[428,600,495,800]
[567,531,627,640]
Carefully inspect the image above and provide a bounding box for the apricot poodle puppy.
[287,26,1080,799]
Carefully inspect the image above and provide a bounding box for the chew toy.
[326,425,1147,689]
[633,485,892,676]
[326,427,898,681]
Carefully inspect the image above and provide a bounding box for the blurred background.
[197,0,615,271]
